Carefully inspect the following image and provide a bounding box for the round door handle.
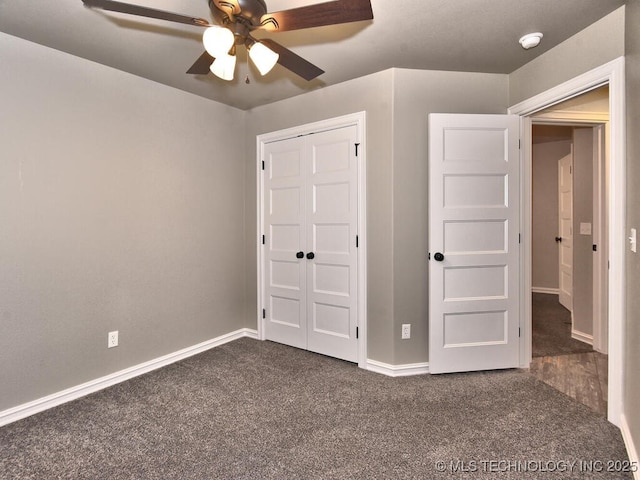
[306,252,315,260]
[434,252,445,262]
[296,251,304,259]
[555,237,562,243]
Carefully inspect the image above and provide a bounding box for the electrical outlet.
[108,331,119,348]
[401,324,411,340]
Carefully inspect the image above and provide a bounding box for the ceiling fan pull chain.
[245,54,251,84]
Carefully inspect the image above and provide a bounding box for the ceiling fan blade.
[82,0,211,27]
[259,39,324,81]
[186,51,215,74]
[259,0,373,32]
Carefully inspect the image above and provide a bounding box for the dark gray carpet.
[532,293,595,358]
[1,338,631,479]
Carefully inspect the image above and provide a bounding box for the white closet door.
[263,125,359,362]
[263,136,307,349]
[306,126,359,362]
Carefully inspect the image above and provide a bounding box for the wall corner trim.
[619,413,640,480]
[0,328,259,427]
[366,359,429,377]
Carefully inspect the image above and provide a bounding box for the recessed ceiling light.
[519,32,543,50]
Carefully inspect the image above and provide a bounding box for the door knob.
[296,251,304,259]
[434,252,445,262]
[306,252,315,260]
[555,237,562,243]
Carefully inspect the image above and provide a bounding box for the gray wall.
[624,0,640,463]
[509,7,625,105]
[0,33,247,411]
[531,132,570,291]
[245,69,509,365]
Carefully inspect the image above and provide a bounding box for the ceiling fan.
[82,0,374,82]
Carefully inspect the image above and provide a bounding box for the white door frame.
[509,57,626,426]
[256,111,368,368]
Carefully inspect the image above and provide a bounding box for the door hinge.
[519,139,521,149]
[519,327,521,337]
[261,160,265,170]
[262,308,266,319]
[356,326,359,339]
[593,244,598,252]
[519,233,521,244]
[356,235,359,248]
[262,234,265,245]
[355,143,360,157]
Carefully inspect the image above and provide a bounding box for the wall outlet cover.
[401,324,411,339]
[108,331,119,348]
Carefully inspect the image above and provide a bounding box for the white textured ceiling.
[0,0,625,110]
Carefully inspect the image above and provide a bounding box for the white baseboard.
[571,329,594,346]
[619,413,640,480]
[0,328,258,427]
[531,287,560,295]
[367,359,429,377]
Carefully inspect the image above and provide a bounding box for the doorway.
[509,57,625,426]
[528,92,610,415]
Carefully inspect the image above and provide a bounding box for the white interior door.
[263,136,307,349]
[263,125,359,362]
[558,152,574,311]
[306,127,359,362]
[429,113,520,374]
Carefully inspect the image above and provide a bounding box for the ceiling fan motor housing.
[209,0,268,26]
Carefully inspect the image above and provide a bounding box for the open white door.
[558,152,574,311]
[429,114,520,374]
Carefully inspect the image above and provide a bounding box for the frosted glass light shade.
[210,54,236,81]
[249,42,279,76]
[203,26,235,57]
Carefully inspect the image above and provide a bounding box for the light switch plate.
[580,222,592,235]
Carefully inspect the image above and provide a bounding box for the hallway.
[529,293,608,416]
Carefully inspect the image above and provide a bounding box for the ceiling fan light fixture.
[210,53,237,81]
[203,25,235,57]
[249,41,280,76]
[519,32,543,50]
[82,0,375,82]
